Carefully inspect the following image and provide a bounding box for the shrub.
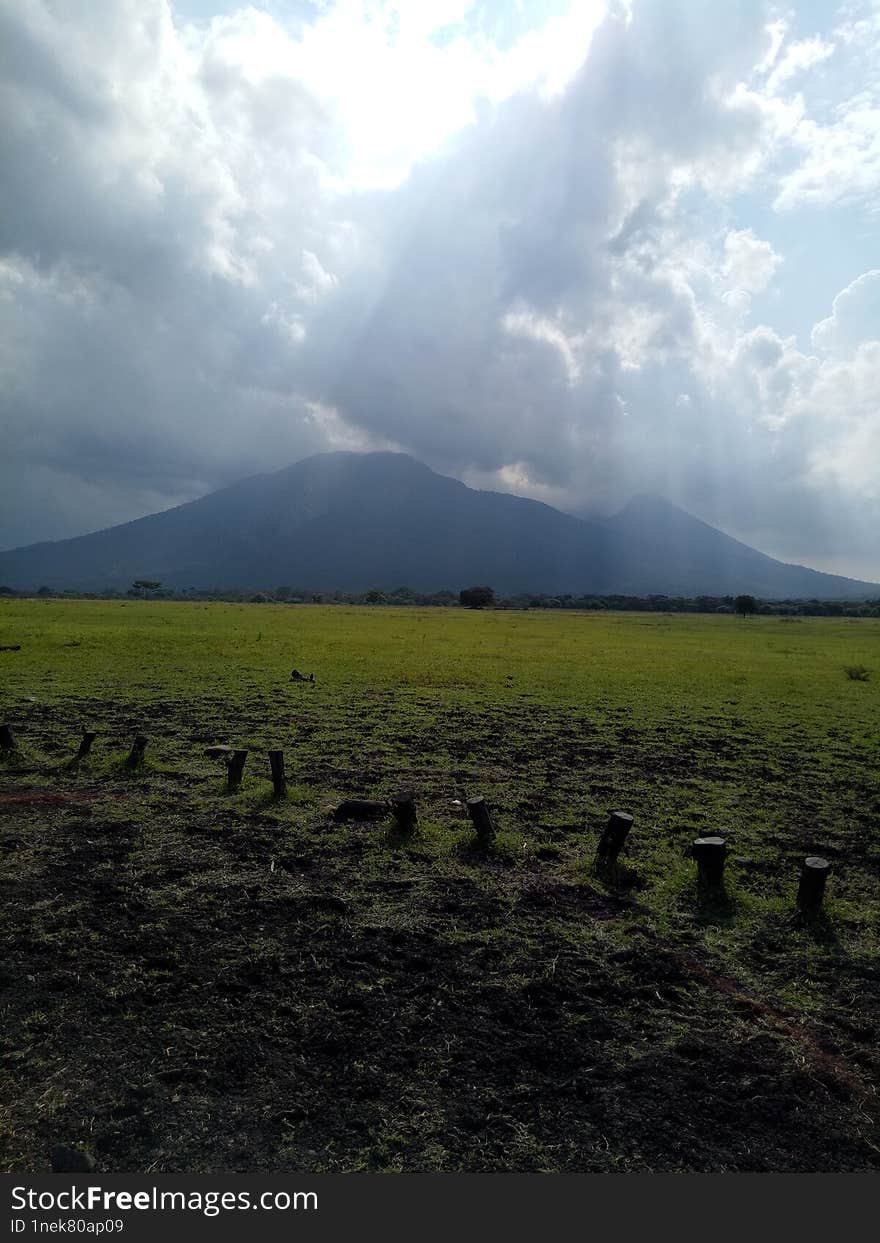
[734,594,758,618]
[459,585,495,609]
[844,664,870,681]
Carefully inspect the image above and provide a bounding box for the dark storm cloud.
[300,0,770,487]
[0,0,878,579]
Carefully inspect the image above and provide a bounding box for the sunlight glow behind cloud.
[1,0,879,580]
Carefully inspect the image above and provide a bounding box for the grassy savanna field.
[1,599,879,1172]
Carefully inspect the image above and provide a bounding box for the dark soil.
[1,693,879,1173]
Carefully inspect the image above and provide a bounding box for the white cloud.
[766,34,834,92]
[811,269,880,352]
[776,106,880,211]
[0,0,879,578]
[800,341,880,497]
[722,228,781,293]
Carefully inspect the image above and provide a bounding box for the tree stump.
[693,836,727,886]
[0,722,16,750]
[227,749,248,789]
[77,731,97,759]
[126,735,148,767]
[597,810,634,864]
[391,792,417,834]
[797,856,831,913]
[268,749,287,798]
[466,797,495,847]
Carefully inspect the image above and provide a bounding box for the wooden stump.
[227,749,248,789]
[0,722,16,750]
[466,796,495,847]
[597,810,634,865]
[693,836,727,886]
[126,735,148,767]
[797,856,831,913]
[77,731,97,759]
[391,792,417,834]
[268,749,287,799]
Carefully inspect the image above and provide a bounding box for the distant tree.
[734,594,758,618]
[365,588,386,604]
[132,579,162,599]
[459,585,495,609]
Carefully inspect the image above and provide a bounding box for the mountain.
[596,494,877,600]
[0,452,876,599]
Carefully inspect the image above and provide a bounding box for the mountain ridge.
[0,451,876,599]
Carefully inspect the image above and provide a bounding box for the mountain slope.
[597,494,876,600]
[0,452,876,598]
[0,453,615,595]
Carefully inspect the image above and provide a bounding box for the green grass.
[0,599,878,1173]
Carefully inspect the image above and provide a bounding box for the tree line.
[1,582,878,617]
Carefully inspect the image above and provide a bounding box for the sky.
[1,0,878,580]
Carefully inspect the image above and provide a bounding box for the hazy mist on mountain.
[0,453,875,600]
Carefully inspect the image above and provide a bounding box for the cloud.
[765,34,834,92]
[0,0,879,581]
[772,7,880,213]
[775,107,880,212]
[801,340,880,500]
[811,269,880,352]
[722,228,781,293]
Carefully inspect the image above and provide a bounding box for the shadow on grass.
[59,753,98,774]
[592,859,646,891]
[453,829,523,866]
[383,821,417,849]
[692,882,738,927]
[251,785,289,807]
[790,907,843,949]
[244,783,315,811]
[0,743,31,767]
[216,778,249,799]
[118,755,150,773]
